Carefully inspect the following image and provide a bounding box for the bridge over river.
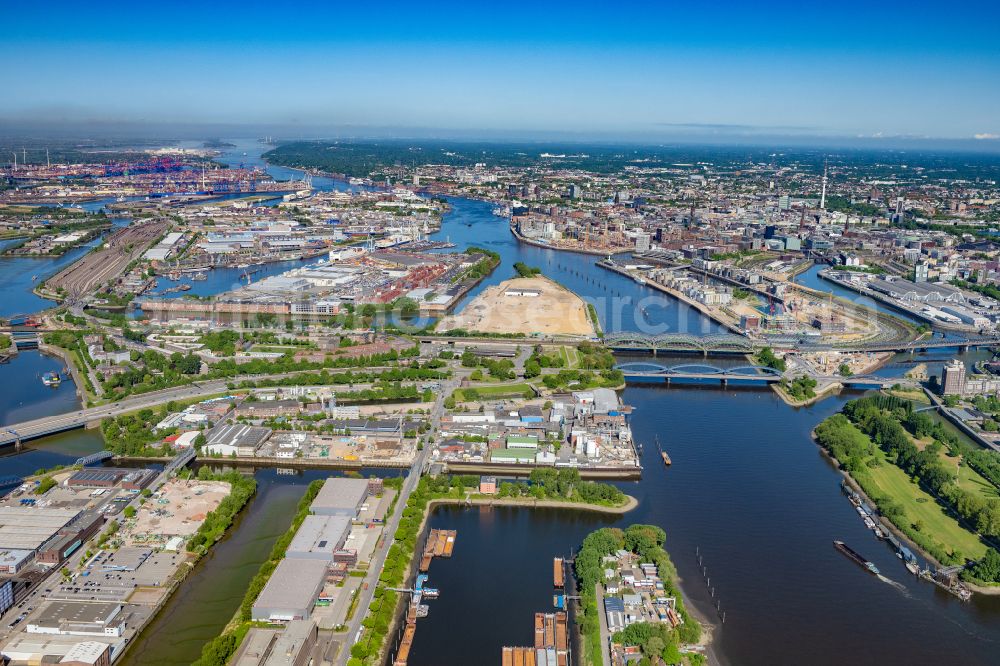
[616,361,891,389]
[604,332,1000,356]
[616,362,784,386]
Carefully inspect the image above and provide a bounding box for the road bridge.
[616,362,783,385]
[0,366,429,449]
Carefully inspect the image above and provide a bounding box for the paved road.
[0,366,405,447]
[332,376,457,666]
[595,583,611,666]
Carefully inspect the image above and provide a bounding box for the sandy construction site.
[439,276,595,336]
[124,479,230,546]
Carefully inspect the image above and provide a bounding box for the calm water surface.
[4,142,1000,665]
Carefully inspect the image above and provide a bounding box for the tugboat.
[42,371,61,387]
[834,540,880,575]
[656,435,671,466]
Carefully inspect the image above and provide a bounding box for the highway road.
[331,375,456,666]
[0,366,405,448]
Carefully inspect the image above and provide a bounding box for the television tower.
[819,160,828,210]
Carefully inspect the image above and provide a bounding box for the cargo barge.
[834,540,880,575]
[419,529,456,572]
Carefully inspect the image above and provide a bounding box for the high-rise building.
[778,195,790,211]
[941,359,966,396]
[634,233,650,252]
[914,261,929,283]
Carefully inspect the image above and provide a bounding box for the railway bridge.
[604,331,999,356]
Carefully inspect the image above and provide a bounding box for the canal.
[3,140,1000,664]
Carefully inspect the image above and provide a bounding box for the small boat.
[834,540,880,575]
[42,371,61,387]
[656,435,671,466]
[905,561,919,575]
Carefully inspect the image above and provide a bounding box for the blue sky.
[4,0,999,142]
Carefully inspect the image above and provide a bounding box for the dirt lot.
[128,586,169,605]
[439,276,594,336]
[125,479,229,544]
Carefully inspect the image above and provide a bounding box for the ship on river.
[834,540,880,575]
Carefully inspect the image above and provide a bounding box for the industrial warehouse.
[239,477,392,663]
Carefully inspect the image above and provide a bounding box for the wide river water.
[2,140,999,665]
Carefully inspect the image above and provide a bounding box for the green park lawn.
[453,382,535,401]
[865,448,988,560]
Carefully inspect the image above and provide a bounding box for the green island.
[814,394,1000,584]
[575,525,703,666]
[513,261,542,277]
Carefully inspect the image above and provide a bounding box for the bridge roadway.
[616,362,891,389]
[0,367,392,448]
[0,379,238,447]
[616,362,784,385]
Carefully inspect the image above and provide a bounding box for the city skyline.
[3,0,1000,146]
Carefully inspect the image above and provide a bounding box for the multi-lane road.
[0,368,394,448]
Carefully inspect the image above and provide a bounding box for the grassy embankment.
[451,382,535,402]
[814,394,1000,568]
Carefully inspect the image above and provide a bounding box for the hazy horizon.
[3,120,1000,156]
[4,1,999,149]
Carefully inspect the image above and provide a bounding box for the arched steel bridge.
[604,331,1000,355]
[615,362,783,384]
[605,333,758,355]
